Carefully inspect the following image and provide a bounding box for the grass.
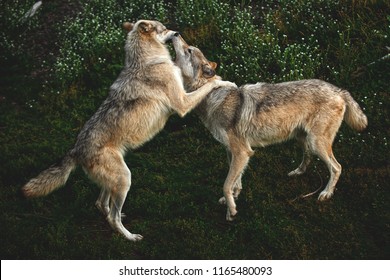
[0,0,389,259]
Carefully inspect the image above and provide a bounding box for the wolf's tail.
[342,90,368,132]
[22,154,77,197]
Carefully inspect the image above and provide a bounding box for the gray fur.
[22,20,236,241]
[173,35,368,221]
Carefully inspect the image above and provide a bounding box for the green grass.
[0,0,389,259]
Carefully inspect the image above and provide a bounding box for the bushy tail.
[22,154,77,197]
[342,90,368,132]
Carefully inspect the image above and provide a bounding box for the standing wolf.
[172,35,368,221]
[22,20,236,241]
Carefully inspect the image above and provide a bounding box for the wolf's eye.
[187,48,193,54]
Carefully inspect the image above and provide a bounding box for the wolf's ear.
[123,22,134,33]
[138,21,154,34]
[202,64,216,78]
[209,61,218,70]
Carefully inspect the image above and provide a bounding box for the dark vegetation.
[0,0,389,259]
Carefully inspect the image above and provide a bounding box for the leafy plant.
[0,0,40,60]
[52,0,169,89]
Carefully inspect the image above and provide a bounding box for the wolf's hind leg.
[87,149,142,241]
[308,132,342,201]
[219,175,242,205]
[288,131,312,176]
[317,149,342,201]
[311,104,344,201]
[106,167,143,241]
[95,184,127,219]
[95,188,110,216]
[288,148,311,176]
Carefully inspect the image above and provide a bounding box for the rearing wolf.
[22,20,236,241]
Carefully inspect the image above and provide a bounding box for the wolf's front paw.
[216,80,237,89]
[219,196,226,204]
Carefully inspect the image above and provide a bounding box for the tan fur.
[172,35,368,221]
[22,20,236,241]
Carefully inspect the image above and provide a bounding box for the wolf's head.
[122,20,179,68]
[123,20,178,44]
[172,35,220,90]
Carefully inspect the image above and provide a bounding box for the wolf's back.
[22,154,76,197]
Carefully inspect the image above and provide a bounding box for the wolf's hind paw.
[288,168,305,177]
[318,191,333,201]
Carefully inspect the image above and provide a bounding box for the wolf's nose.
[174,32,180,37]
